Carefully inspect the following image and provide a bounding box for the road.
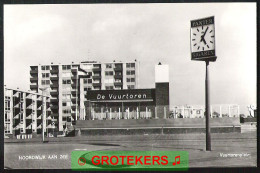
[4,132,256,169]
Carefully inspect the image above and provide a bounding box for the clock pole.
[205,60,211,151]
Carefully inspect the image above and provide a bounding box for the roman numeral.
[197,28,199,32]
[193,33,196,36]
[209,30,213,33]
[207,45,209,48]
[194,43,197,46]
[211,35,214,38]
[197,46,200,50]
[202,26,203,30]
[192,39,195,41]
[203,47,204,51]
[210,41,213,43]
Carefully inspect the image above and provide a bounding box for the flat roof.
[90,99,154,103]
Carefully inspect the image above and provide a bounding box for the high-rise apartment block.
[30,61,139,131]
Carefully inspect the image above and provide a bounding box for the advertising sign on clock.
[190,16,216,61]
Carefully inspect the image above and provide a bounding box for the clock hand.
[202,26,209,38]
[202,37,207,45]
[200,26,209,42]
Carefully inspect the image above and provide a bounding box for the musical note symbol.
[172,155,180,165]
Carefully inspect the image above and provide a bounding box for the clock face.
[191,24,215,52]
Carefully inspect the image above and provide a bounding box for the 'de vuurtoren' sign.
[86,89,155,101]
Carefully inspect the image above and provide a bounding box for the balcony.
[71,105,76,109]
[50,83,59,88]
[51,105,59,110]
[114,66,122,71]
[92,68,101,72]
[30,77,38,82]
[51,113,59,118]
[30,70,38,74]
[114,74,123,78]
[30,85,38,89]
[71,69,77,73]
[71,76,78,80]
[50,99,58,103]
[93,83,101,87]
[50,76,58,81]
[114,82,123,86]
[50,91,59,96]
[71,90,77,95]
[72,83,78,87]
[50,69,59,73]
[92,75,101,79]
[71,97,77,102]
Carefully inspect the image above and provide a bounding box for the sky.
[4,3,256,112]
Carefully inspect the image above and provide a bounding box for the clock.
[190,16,216,61]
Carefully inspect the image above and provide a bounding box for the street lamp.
[39,87,49,143]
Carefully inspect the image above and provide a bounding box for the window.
[5,96,10,100]
[127,78,135,82]
[41,80,50,85]
[5,101,10,111]
[41,66,50,70]
[126,63,135,68]
[105,71,113,76]
[84,87,92,91]
[62,102,71,107]
[62,79,71,84]
[62,65,71,70]
[63,109,71,114]
[4,123,11,134]
[127,85,135,89]
[106,64,112,69]
[5,112,10,122]
[84,79,92,84]
[126,70,135,75]
[42,73,49,78]
[105,86,113,90]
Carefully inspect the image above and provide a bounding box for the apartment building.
[4,88,52,138]
[29,61,139,131]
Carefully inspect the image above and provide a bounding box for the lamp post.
[39,87,48,143]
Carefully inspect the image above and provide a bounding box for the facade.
[4,88,52,138]
[79,63,170,121]
[29,61,139,131]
